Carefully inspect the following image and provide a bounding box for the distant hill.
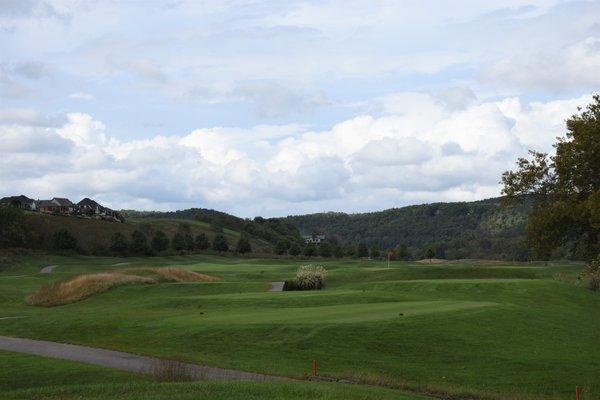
[121,208,301,246]
[5,197,581,260]
[279,197,537,260]
[17,211,281,255]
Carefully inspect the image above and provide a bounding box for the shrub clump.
[284,264,327,291]
[581,255,600,291]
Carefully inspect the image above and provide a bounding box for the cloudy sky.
[1,0,599,217]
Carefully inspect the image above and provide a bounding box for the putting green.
[180,300,497,325]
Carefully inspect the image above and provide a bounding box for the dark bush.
[151,231,170,252]
[274,240,288,255]
[236,237,252,254]
[288,243,301,256]
[194,233,210,250]
[319,242,333,258]
[171,232,186,252]
[110,232,128,256]
[130,230,148,255]
[52,229,78,251]
[212,234,229,252]
[303,243,317,257]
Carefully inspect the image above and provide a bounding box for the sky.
[1,0,599,217]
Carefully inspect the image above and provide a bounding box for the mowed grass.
[0,350,148,392]
[0,255,598,399]
[0,352,427,400]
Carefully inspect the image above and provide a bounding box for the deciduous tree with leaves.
[502,95,600,260]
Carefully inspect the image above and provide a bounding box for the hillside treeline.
[121,208,301,245]
[280,197,541,261]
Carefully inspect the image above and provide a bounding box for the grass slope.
[0,255,597,399]
[0,351,427,400]
[0,350,147,392]
[22,212,274,254]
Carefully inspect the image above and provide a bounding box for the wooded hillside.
[280,197,538,260]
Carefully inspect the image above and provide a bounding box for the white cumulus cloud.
[0,92,592,216]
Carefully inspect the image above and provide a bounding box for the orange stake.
[576,386,581,400]
[312,359,317,376]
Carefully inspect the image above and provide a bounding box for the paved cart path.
[268,282,285,292]
[40,265,57,274]
[0,336,287,381]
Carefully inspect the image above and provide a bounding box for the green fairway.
[0,255,598,399]
[167,300,497,324]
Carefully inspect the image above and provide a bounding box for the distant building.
[0,195,36,211]
[37,198,74,215]
[76,197,124,222]
[303,234,325,245]
[77,197,103,216]
[1,194,124,222]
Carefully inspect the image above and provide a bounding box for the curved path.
[40,265,57,274]
[0,336,287,381]
[268,282,285,292]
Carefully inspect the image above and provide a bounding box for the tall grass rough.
[285,264,326,290]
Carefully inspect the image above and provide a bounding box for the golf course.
[0,255,597,399]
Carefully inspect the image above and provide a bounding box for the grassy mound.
[117,267,219,283]
[26,267,219,307]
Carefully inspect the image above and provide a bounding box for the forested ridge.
[280,197,541,260]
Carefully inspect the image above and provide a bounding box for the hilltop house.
[0,195,36,211]
[37,198,75,214]
[77,197,123,221]
[77,197,103,215]
[1,194,124,222]
[303,234,325,245]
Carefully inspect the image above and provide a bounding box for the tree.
[319,242,333,258]
[183,232,195,251]
[0,206,28,248]
[151,230,169,252]
[53,229,78,251]
[274,240,288,255]
[110,232,128,256]
[171,232,187,252]
[236,237,252,254]
[369,245,380,258]
[194,233,210,250]
[502,95,600,260]
[344,244,356,257]
[357,243,369,258]
[395,244,407,260]
[333,244,344,258]
[425,245,435,260]
[130,230,148,255]
[212,234,229,252]
[303,243,317,257]
[288,242,301,256]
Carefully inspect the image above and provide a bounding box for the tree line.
[108,229,251,256]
